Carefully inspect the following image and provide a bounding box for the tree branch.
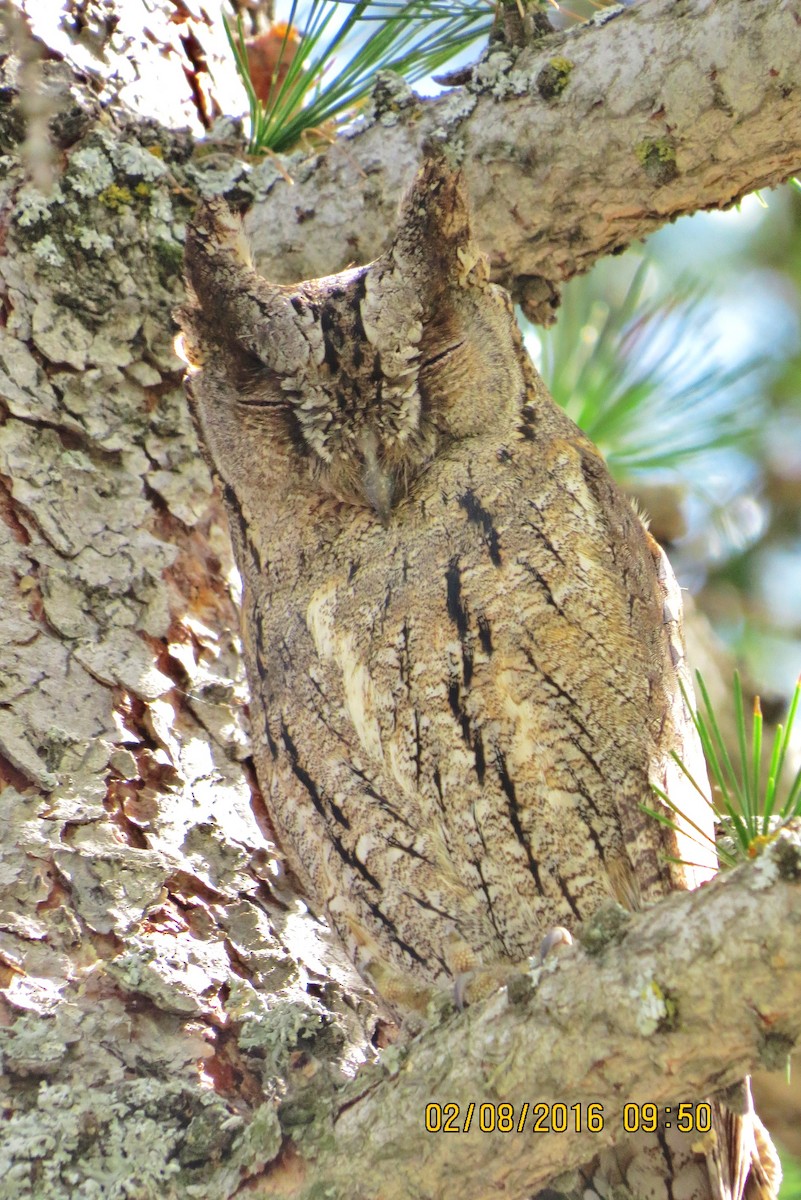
[265,832,801,1200]
[245,0,801,321]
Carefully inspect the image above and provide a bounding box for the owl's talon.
[452,971,474,1011]
[539,926,574,962]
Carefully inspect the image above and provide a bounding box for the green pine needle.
[535,259,761,479]
[645,671,801,870]
[224,2,494,154]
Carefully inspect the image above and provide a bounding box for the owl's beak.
[363,463,394,525]
[359,429,394,525]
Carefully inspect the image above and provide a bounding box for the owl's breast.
[246,424,694,1001]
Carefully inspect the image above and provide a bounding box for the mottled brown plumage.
[178,159,778,1200]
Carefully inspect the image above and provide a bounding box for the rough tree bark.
[0,1,799,1197]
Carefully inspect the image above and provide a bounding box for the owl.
[178,158,778,1200]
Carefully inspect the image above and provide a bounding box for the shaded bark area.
[0,3,798,1196]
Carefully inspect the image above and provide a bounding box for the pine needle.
[644,671,801,870]
[225,1,494,154]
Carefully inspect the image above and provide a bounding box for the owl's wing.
[251,395,715,1006]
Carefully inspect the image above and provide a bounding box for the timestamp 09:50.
[424,1101,713,1135]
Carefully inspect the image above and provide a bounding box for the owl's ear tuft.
[183,199,254,302]
[390,157,476,289]
[183,199,311,379]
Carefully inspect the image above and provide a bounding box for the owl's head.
[180,160,525,522]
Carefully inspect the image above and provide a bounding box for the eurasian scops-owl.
[179,158,778,1200]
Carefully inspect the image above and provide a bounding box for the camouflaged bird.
[178,157,779,1200]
